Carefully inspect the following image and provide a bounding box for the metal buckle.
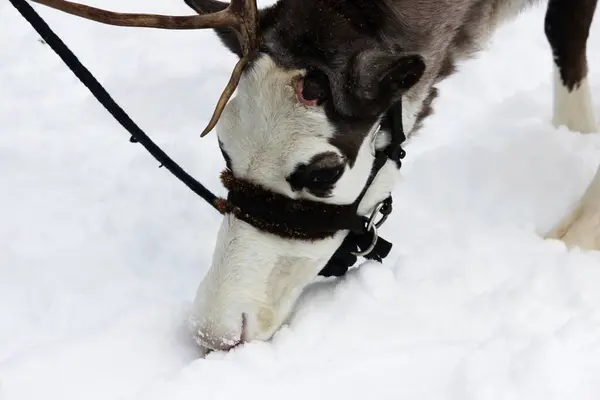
[351,224,378,257]
[369,201,391,230]
[351,200,390,257]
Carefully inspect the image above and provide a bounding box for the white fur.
[552,66,598,134]
[189,212,348,350]
[545,66,600,249]
[189,55,402,350]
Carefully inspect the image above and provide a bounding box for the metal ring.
[366,202,383,231]
[351,224,378,257]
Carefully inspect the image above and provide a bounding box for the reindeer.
[25,0,598,352]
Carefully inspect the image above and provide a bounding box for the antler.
[29,0,259,136]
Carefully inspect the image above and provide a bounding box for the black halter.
[216,103,407,277]
[9,0,406,278]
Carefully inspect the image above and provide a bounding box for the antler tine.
[29,0,260,137]
[200,56,250,137]
[199,0,259,136]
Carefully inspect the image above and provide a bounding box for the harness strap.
[382,101,407,166]
[320,101,406,277]
[319,197,393,277]
[9,0,221,210]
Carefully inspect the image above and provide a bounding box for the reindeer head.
[186,0,428,351]
[31,0,425,351]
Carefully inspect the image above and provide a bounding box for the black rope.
[9,0,220,210]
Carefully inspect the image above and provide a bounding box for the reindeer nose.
[192,313,248,352]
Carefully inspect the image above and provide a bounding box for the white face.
[188,55,401,351]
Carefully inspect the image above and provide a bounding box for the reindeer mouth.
[193,314,249,355]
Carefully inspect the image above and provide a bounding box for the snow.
[1,1,600,399]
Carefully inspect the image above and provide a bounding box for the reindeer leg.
[544,0,600,249]
[546,0,598,134]
[547,163,600,249]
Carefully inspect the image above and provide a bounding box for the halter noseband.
[214,100,407,277]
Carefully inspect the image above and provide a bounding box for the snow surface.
[2,1,600,399]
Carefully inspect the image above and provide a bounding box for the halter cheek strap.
[319,100,406,276]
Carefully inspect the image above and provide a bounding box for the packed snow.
[1,1,600,399]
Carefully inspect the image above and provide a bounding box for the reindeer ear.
[352,51,426,105]
[184,0,275,58]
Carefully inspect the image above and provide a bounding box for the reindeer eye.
[287,152,345,197]
[310,166,343,184]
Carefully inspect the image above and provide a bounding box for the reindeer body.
[373,0,596,137]
[183,0,599,350]
[372,0,545,135]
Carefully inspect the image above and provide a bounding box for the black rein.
[8,0,222,210]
